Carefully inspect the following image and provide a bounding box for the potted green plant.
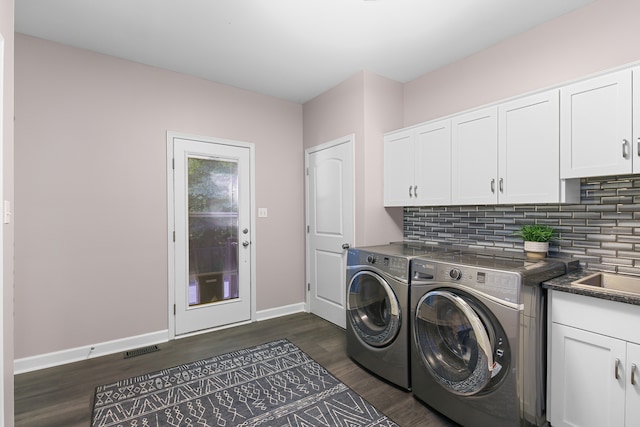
[514,224,556,259]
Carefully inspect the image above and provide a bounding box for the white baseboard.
[14,330,169,374]
[14,303,309,374]
[255,302,307,321]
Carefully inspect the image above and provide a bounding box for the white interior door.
[0,33,5,423]
[169,133,254,336]
[306,135,354,328]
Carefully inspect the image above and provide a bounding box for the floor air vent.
[124,345,160,359]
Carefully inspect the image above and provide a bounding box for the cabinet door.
[633,68,640,174]
[560,70,633,178]
[384,129,415,206]
[451,107,498,205]
[414,120,451,206]
[626,342,640,426]
[550,323,626,427]
[498,90,560,204]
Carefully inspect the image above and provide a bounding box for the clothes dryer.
[410,252,566,426]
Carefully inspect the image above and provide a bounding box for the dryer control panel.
[412,258,521,304]
[348,249,410,280]
[441,265,520,304]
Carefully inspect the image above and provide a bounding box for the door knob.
[342,243,350,250]
[242,241,250,247]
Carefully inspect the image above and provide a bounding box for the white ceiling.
[15,0,596,103]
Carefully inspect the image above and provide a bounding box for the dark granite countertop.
[543,268,640,306]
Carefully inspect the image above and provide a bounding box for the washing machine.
[345,242,458,390]
[409,252,566,427]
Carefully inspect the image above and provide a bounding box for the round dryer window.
[414,290,497,396]
[347,271,401,347]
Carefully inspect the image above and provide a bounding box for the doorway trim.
[166,131,256,339]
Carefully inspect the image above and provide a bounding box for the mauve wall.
[404,0,640,126]
[362,72,404,246]
[14,34,304,359]
[1,0,14,423]
[303,71,403,246]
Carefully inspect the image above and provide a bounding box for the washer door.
[414,290,495,396]
[347,271,401,348]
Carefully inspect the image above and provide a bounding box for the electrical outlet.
[258,208,268,218]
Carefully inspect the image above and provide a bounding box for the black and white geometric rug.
[92,338,399,427]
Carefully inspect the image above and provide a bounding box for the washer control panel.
[348,249,409,279]
[440,264,520,303]
[412,258,521,304]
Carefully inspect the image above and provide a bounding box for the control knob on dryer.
[367,255,376,264]
[449,268,462,280]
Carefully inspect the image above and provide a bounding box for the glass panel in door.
[188,157,239,306]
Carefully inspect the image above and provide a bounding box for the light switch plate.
[258,208,268,218]
[3,200,10,224]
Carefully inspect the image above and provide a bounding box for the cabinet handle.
[632,363,637,385]
[491,178,495,193]
[637,137,640,157]
[414,186,418,198]
[409,185,413,198]
[615,358,621,380]
[622,139,629,159]
[499,178,504,193]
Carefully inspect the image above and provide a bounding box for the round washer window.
[414,290,494,395]
[347,271,400,347]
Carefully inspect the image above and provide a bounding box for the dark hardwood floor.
[14,313,458,427]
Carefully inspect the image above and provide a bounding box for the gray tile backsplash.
[403,174,640,276]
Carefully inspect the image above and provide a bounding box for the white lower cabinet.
[549,291,640,427]
[550,323,626,427]
[626,342,640,425]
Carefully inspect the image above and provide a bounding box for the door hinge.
[172,158,175,169]
[173,304,176,315]
[173,231,175,242]
[307,283,310,291]
[307,225,309,233]
[306,168,309,176]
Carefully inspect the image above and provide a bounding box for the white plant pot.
[524,241,549,259]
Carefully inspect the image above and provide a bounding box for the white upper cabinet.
[498,90,568,204]
[634,67,640,172]
[451,91,576,206]
[451,107,498,205]
[560,69,633,178]
[384,129,415,206]
[383,63,640,207]
[384,120,451,207]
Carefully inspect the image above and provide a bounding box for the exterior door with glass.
[170,133,253,336]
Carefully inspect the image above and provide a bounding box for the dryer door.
[347,271,401,347]
[414,290,495,395]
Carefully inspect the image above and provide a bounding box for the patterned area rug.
[92,338,399,427]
